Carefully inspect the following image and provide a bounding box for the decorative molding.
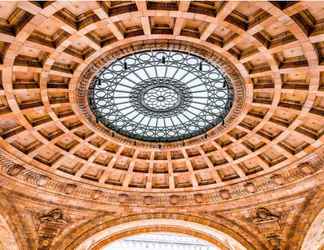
[0,147,323,207]
[37,209,68,250]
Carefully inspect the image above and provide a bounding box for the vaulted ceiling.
[0,1,323,250]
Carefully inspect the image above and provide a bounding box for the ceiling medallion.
[89,50,234,142]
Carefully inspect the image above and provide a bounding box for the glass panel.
[89,50,234,142]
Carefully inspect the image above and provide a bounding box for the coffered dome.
[0,2,324,250]
[0,0,322,204]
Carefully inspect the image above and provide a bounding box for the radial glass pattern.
[89,50,234,142]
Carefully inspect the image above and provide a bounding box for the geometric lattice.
[89,50,233,142]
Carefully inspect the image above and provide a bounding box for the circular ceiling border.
[76,39,246,149]
[88,49,234,143]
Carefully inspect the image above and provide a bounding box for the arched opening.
[74,217,249,250]
[302,208,324,250]
[104,232,217,250]
[0,214,19,250]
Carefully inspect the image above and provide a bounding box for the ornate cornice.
[0,146,323,208]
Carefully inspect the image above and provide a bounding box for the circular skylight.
[89,50,234,142]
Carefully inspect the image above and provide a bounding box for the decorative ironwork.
[89,50,234,142]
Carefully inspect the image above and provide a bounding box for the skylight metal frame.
[89,50,234,142]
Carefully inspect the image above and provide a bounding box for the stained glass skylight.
[89,50,234,142]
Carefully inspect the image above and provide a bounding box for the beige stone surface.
[0,1,322,249]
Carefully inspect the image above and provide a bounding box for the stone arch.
[0,190,31,250]
[301,208,324,250]
[287,188,324,250]
[54,213,267,250]
[91,226,229,250]
[0,214,19,250]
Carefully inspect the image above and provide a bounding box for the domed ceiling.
[0,0,323,206]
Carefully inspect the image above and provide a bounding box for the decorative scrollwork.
[89,50,234,142]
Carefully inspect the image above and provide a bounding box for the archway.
[77,219,246,250]
[0,191,32,250]
[0,210,19,250]
[59,213,266,250]
[103,232,219,250]
[302,208,324,250]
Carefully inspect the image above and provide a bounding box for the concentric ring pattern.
[0,1,323,195]
[89,50,233,142]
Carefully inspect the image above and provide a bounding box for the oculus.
[89,50,234,142]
